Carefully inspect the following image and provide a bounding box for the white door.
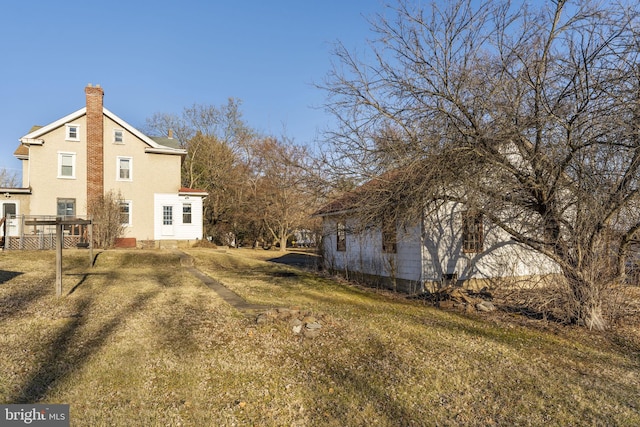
[1,201,18,237]
[161,205,175,236]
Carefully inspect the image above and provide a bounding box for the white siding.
[153,193,203,240]
[321,217,422,282]
[321,200,560,292]
[421,202,560,282]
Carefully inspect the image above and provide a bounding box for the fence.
[2,215,91,250]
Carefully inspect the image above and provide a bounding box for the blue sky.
[0,0,387,175]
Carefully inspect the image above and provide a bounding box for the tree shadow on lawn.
[9,290,159,404]
[0,277,50,322]
[0,270,23,285]
[291,335,421,424]
[267,252,320,270]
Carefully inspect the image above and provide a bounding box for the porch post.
[56,221,63,297]
[89,218,94,267]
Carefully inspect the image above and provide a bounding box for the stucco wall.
[27,116,89,216]
[102,116,182,239]
[21,113,187,241]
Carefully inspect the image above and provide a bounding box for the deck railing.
[2,214,91,250]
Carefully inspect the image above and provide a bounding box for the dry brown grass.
[0,248,639,426]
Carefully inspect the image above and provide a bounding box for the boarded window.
[336,220,346,252]
[462,210,483,253]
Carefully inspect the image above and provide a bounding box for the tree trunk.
[567,274,606,331]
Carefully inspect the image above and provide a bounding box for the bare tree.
[322,0,640,330]
[0,168,19,187]
[145,100,257,244]
[89,190,126,249]
[252,137,315,251]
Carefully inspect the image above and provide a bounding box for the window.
[114,129,124,144]
[66,124,80,141]
[337,220,346,252]
[462,210,484,253]
[382,217,397,254]
[117,157,132,181]
[182,203,192,224]
[163,206,173,225]
[2,203,16,218]
[119,201,131,226]
[58,152,76,178]
[56,199,76,218]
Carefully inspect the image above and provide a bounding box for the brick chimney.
[85,84,104,214]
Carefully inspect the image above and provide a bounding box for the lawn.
[0,248,638,426]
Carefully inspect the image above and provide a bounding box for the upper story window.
[182,203,192,224]
[66,124,80,141]
[114,129,124,144]
[58,152,76,179]
[117,157,132,181]
[462,210,484,253]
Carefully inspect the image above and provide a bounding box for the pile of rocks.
[433,287,496,313]
[255,307,325,338]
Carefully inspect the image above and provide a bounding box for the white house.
[316,176,560,293]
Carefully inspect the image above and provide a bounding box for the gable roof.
[18,107,186,156]
[13,144,28,159]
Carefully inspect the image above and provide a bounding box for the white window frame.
[57,152,76,179]
[119,200,132,226]
[182,203,192,224]
[66,124,80,141]
[113,129,124,144]
[116,156,133,181]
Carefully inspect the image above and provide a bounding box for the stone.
[476,301,496,312]
[256,313,270,324]
[292,325,303,334]
[305,322,322,330]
